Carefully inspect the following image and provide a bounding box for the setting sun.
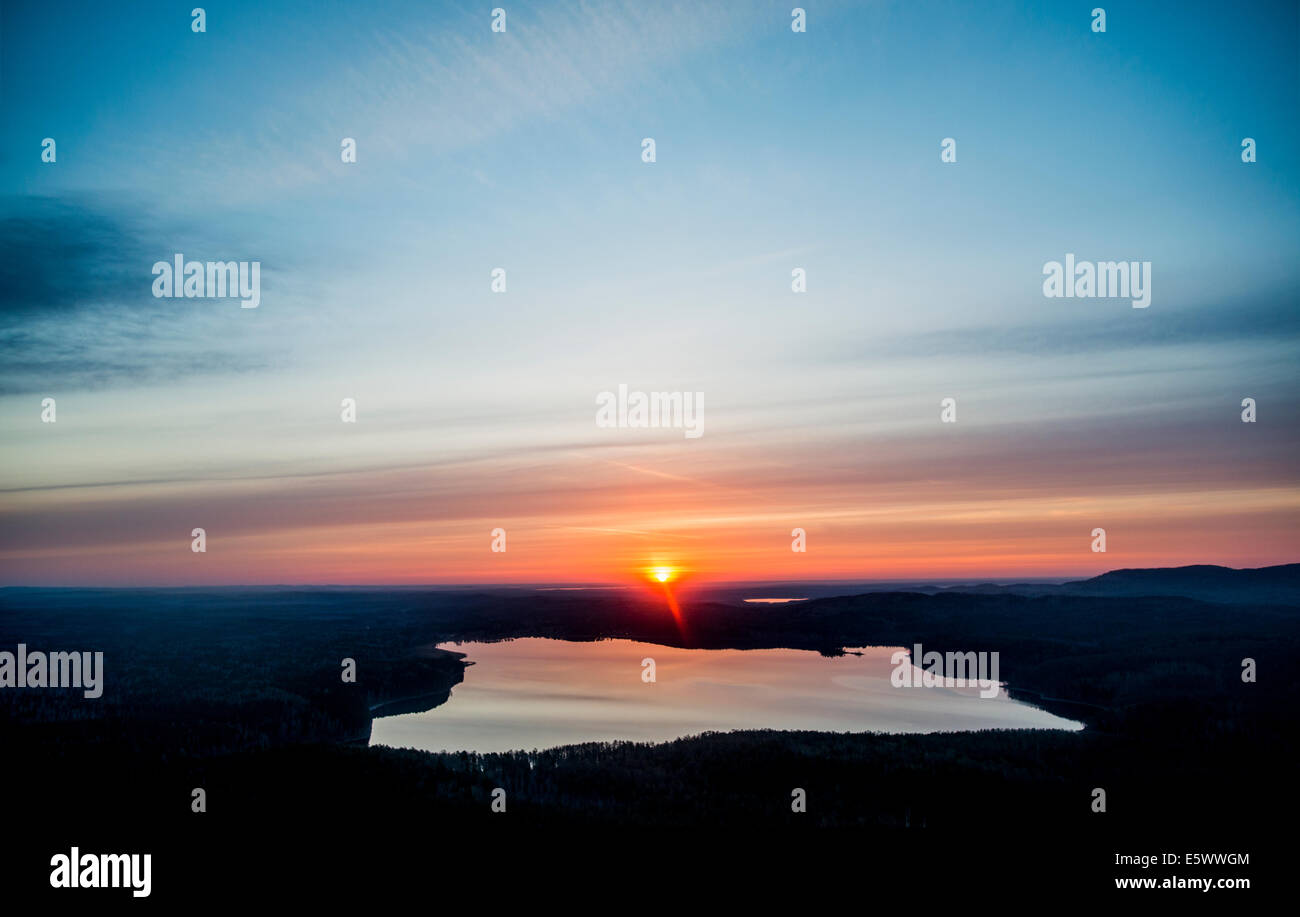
[650,566,675,583]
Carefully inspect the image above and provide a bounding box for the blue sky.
[1,0,1297,583]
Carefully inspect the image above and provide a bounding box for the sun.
[642,563,686,633]
[650,566,676,583]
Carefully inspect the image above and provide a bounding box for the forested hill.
[1056,563,1300,604]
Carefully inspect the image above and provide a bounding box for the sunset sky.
[2,0,1298,585]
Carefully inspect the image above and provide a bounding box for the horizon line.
[2,561,1294,591]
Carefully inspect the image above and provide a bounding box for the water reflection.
[369,637,1081,753]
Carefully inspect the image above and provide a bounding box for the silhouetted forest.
[2,566,1295,898]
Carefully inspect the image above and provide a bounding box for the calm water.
[369,638,1081,753]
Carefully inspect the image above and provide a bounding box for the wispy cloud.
[99,1,762,202]
[0,196,284,392]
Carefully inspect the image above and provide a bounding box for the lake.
[369,637,1082,753]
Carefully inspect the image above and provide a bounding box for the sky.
[1,0,1297,585]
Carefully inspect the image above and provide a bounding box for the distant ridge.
[1058,563,1300,605]
[926,563,1300,605]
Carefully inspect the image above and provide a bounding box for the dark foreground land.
[2,564,1296,899]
